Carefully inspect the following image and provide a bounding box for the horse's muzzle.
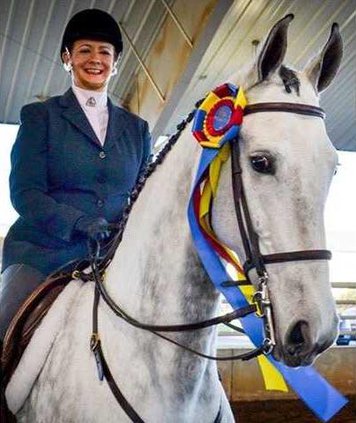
[272,319,338,367]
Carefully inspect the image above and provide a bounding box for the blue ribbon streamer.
[187,139,348,422]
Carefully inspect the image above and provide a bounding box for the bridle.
[73,100,331,423]
[231,102,331,347]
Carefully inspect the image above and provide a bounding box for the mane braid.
[97,100,203,272]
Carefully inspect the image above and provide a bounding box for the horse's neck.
[105,126,220,326]
[27,129,226,422]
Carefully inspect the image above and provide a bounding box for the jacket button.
[99,151,106,159]
[97,199,104,208]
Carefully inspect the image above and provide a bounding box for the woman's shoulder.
[20,101,48,122]
[20,95,62,117]
[112,103,147,126]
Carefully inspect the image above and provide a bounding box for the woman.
[0,9,151,340]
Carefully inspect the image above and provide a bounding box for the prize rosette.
[192,83,247,148]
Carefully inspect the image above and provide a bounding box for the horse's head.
[212,15,343,367]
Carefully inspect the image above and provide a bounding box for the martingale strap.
[91,289,145,423]
[189,83,347,421]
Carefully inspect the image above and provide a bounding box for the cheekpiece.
[192,83,247,148]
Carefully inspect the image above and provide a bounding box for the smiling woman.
[62,40,117,92]
[0,8,152,343]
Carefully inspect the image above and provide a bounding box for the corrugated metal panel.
[0,0,355,150]
[125,0,219,126]
[158,0,356,151]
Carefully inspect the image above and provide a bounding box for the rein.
[88,243,244,423]
[88,241,262,359]
[75,98,331,423]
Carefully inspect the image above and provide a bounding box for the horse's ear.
[257,14,294,81]
[304,23,343,93]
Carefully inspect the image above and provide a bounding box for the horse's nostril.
[290,321,305,344]
[287,321,309,355]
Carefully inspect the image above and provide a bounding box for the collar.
[60,89,127,148]
[72,83,108,109]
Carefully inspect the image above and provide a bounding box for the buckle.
[262,338,274,355]
[253,271,271,317]
[72,270,81,280]
[252,291,265,317]
[258,271,269,285]
[90,333,100,351]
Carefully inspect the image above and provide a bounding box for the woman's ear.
[62,48,73,72]
[111,63,118,76]
[112,52,122,76]
[115,52,122,64]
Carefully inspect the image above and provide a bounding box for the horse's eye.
[250,155,275,174]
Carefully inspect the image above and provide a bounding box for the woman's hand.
[74,216,111,241]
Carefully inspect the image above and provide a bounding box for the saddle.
[0,271,73,422]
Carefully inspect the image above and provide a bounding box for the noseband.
[231,101,331,346]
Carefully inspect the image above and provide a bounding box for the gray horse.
[6,14,342,423]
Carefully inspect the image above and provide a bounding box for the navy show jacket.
[2,89,151,276]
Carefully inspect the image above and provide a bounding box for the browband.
[244,102,326,119]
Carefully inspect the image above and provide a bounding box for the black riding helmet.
[60,9,123,60]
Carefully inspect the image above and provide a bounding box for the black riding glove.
[74,216,111,242]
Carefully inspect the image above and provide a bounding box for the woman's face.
[64,39,116,91]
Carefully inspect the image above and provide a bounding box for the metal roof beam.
[118,21,165,103]
[159,0,193,48]
[111,0,155,98]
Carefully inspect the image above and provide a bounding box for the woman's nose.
[89,52,101,63]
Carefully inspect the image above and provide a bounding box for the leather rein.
[79,100,331,423]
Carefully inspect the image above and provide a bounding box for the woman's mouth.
[85,69,103,75]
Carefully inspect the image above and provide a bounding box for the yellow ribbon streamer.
[197,120,289,392]
[257,355,289,391]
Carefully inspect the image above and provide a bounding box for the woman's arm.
[10,103,85,242]
[137,119,152,179]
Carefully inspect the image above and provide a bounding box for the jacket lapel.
[104,98,127,150]
[60,89,101,147]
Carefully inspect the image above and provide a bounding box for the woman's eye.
[250,155,275,174]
